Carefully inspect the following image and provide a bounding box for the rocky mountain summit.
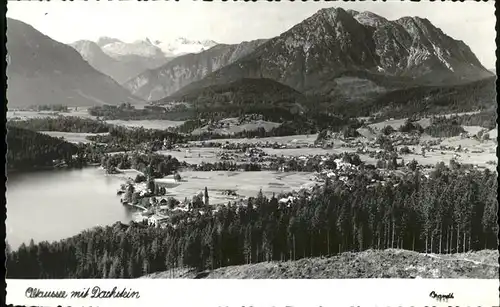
[173,8,492,100]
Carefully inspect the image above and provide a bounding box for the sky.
[6,1,496,68]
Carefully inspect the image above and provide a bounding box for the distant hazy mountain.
[76,36,217,84]
[174,8,493,100]
[489,68,496,75]
[95,36,216,59]
[98,37,166,59]
[71,40,170,84]
[6,18,141,108]
[93,37,172,78]
[123,39,267,101]
[150,37,218,57]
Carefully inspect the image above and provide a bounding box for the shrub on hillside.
[408,159,418,171]
[382,125,396,136]
[424,124,465,138]
[399,120,424,133]
[135,174,146,183]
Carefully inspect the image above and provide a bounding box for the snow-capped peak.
[95,36,217,59]
[96,36,123,47]
[151,37,218,56]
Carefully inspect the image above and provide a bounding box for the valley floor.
[142,249,499,279]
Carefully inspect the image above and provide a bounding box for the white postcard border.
[6,279,499,307]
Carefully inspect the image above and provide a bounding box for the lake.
[6,167,134,250]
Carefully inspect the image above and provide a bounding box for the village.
[111,116,497,230]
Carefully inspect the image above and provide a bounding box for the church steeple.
[204,187,209,206]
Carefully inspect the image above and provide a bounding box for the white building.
[148,215,169,227]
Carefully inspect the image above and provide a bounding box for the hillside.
[368,76,497,118]
[337,76,497,119]
[123,39,268,101]
[6,18,141,108]
[166,75,496,123]
[173,8,493,100]
[71,40,171,84]
[165,78,305,106]
[143,249,499,279]
[160,78,308,124]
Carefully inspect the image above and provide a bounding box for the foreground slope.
[124,39,267,100]
[143,249,499,279]
[6,18,141,108]
[174,8,493,99]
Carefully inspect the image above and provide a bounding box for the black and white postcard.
[3,0,498,306]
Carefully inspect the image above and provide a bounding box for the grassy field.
[143,249,499,279]
[183,133,498,170]
[368,118,409,131]
[157,148,221,164]
[260,146,353,157]
[155,171,317,204]
[7,111,62,120]
[7,108,96,120]
[105,119,185,130]
[488,127,498,139]
[192,118,281,136]
[193,134,318,146]
[38,131,109,143]
[368,117,431,130]
[368,112,483,131]
[7,109,184,130]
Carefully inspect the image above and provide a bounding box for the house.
[278,196,295,205]
[148,214,169,227]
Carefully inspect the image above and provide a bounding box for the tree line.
[424,123,466,138]
[191,161,262,172]
[7,126,79,170]
[101,152,182,178]
[186,117,361,141]
[88,103,194,121]
[363,77,496,120]
[87,126,185,152]
[16,104,70,112]
[7,116,112,134]
[7,162,496,279]
[448,110,497,130]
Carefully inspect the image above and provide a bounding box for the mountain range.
[123,39,268,100]
[71,39,171,84]
[70,37,219,85]
[167,8,493,102]
[6,18,141,108]
[96,36,217,58]
[6,8,495,111]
